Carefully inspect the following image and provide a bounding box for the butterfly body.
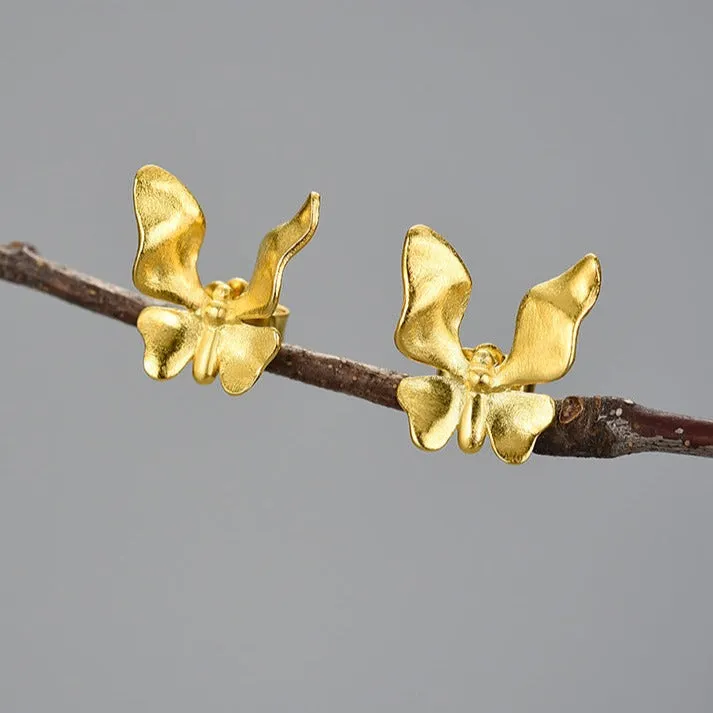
[463,343,504,392]
[192,324,221,385]
[394,225,600,464]
[188,281,227,383]
[199,281,232,325]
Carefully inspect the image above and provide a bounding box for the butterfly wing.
[493,254,601,388]
[132,165,207,309]
[396,374,465,451]
[217,322,281,395]
[394,226,471,377]
[137,306,201,380]
[230,192,320,321]
[485,391,555,464]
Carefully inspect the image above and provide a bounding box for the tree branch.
[1,241,711,459]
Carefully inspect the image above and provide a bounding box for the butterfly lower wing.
[132,165,207,309]
[396,375,465,451]
[394,226,471,378]
[493,254,601,388]
[217,322,281,395]
[231,192,320,320]
[485,391,555,464]
[137,306,201,380]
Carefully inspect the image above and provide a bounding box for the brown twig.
[1,241,712,459]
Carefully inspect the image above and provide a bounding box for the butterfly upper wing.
[217,322,281,395]
[485,391,555,464]
[137,306,201,380]
[132,165,207,309]
[394,226,471,378]
[493,254,601,389]
[396,374,465,451]
[229,192,320,321]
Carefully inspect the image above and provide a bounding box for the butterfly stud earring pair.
[130,166,600,464]
[132,165,319,395]
[395,225,601,464]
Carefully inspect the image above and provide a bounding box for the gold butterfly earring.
[394,225,601,464]
[132,164,319,395]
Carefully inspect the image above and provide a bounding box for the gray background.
[0,0,712,711]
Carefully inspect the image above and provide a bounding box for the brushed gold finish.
[395,225,601,463]
[132,165,319,395]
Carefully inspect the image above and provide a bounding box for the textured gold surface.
[132,165,319,395]
[395,225,600,463]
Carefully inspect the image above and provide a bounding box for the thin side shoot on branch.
[1,242,712,459]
